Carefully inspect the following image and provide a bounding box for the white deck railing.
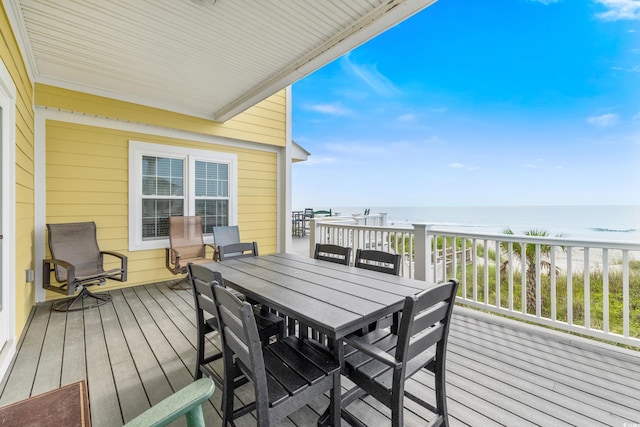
[309,216,640,347]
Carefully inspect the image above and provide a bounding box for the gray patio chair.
[188,264,283,387]
[43,221,127,312]
[341,279,459,427]
[314,243,352,265]
[166,216,215,289]
[212,225,240,260]
[212,283,341,426]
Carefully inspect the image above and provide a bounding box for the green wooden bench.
[124,378,214,427]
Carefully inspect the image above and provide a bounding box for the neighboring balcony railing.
[309,216,640,348]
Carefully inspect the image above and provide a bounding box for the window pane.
[157,157,171,177]
[195,179,206,197]
[171,178,183,196]
[142,156,156,175]
[195,161,206,180]
[142,177,155,195]
[218,163,228,180]
[141,199,184,240]
[157,178,170,196]
[171,158,183,177]
[197,199,229,234]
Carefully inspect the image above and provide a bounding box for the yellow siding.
[0,5,35,337]
[35,84,287,147]
[45,121,279,296]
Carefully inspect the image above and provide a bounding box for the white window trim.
[128,140,237,251]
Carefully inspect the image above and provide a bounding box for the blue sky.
[291,0,640,209]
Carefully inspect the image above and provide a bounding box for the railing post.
[309,218,318,258]
[413,224,432,281]
[380,212,387,226]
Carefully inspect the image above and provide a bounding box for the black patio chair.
[341,279,459,427]
[212,283,341,426]
[354,249,401,275]
[313,243,352,266]
[187,264,284,387]
[43,221,127,311]
[217,241,259,260]
[354,249,402,331]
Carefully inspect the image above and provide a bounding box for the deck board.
[2,280,640,426]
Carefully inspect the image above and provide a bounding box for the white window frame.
[128,140,237,251]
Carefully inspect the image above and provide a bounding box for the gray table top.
[203,253,432,339]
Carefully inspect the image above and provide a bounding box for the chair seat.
[343,329,435,394]
[260,336,340,407]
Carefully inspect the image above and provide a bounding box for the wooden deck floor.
[1,280,639,426]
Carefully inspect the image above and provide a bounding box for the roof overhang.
[5,0,436,121]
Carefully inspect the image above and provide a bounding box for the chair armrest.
[123,378,215,427]
[100,251,128,281]
[204,243,216,258]
[101,250,127,262]
[343,333,401,369]
[42,258,76,295]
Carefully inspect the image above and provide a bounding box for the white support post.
[309,218,318,258]
[413,224,431,281]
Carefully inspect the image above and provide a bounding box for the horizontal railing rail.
[310,218,640,347]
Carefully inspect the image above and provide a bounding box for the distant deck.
[1,278,639,426]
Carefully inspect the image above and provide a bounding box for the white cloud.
[527,0,559,4]
[325,142,386,155]
[304,103,352,116]
[341,53,400,97]
[303,156,337,166]
[632,112,640,121]
[396,114,416,122]
[449,162,465,169]
[594,0,640,20]
[587,113,621,127]
[448,162,479,170]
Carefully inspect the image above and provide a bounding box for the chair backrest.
[212,225,240,248]
[213,284,270,412]
[313,243,351,265]
[188,264,223,329]
[218,242,259,260]
[395,279,459,366]
[47,222,103,282]
[169,216,205,260]
[354,249,401,276]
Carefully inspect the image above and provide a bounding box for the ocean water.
[331,205,640,243]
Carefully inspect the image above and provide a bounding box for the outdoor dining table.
[202,252,434,425]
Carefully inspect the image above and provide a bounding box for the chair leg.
[169,276,190,290]
[52,287,112,312]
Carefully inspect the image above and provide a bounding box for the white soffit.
[6,0,436,121]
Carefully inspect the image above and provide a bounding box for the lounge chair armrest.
[124,378,215,427]
[42,258,76,293]
[100,251,128,281]
[204,243,216,258]
[101,250,127,261]
[343,333,401,369]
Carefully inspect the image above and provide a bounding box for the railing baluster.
[567,246,573,326]
[551,244,557,322]
[603,248,609,334]
[536,243,541,318]
[584,248,590,330]
[623,249,629,338]
[521,242,527,314]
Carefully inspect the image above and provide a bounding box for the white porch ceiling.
[6,0,436,121]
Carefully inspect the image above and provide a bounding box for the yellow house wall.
[35,84,287,147]
[44,120,279,298]
[0,6,35,338]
